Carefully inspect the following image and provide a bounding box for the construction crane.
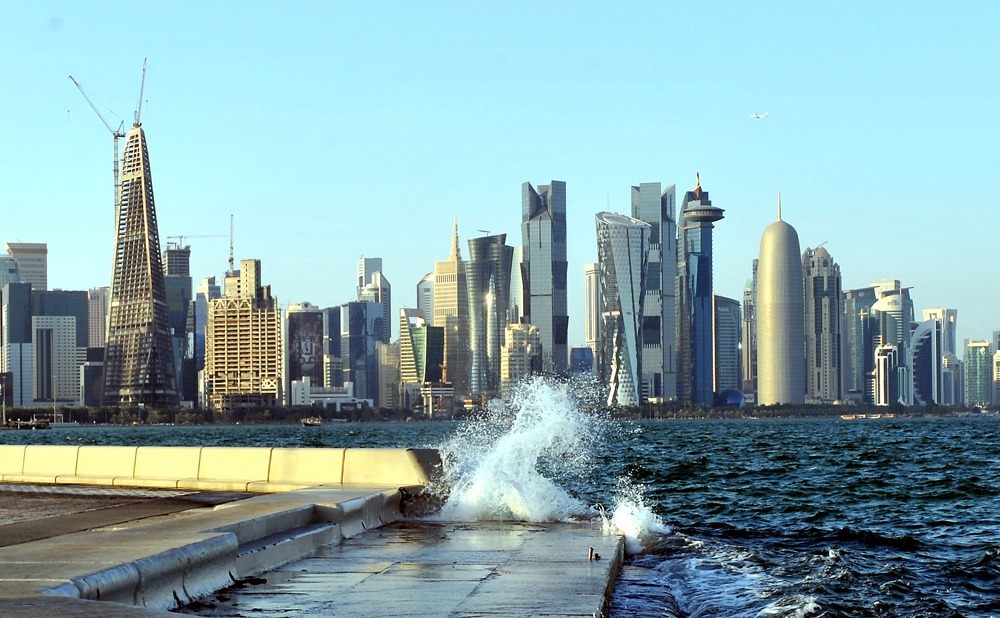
[166,234,227,250]
[134,58,146,127]
[68,74,125,216]
[68,58,148,219]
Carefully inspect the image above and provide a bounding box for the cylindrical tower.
[756,197,805,405]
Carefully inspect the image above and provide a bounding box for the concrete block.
[342,448,441,486]
[197,447,272,483]
[267,447,345,485]
[235,522,341,578]
[132,533,238,610]
[5,446,80,483]
[58,446,138,485]
[68,563,140,606]
[129,447,202,484]
[0,445,26,477]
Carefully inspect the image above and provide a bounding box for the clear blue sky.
[2,2,998,346]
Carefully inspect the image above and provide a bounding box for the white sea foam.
[431,377,599,522]
[599,477,671,555]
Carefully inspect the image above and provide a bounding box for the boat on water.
[300,416,323,426]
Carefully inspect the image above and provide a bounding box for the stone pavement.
[179,519,624,617]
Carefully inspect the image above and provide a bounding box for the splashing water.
[432,377,602,522]
[599,477,671,555]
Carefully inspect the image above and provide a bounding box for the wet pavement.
[179,519,623,617]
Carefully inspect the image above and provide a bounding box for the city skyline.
[3,3,999,348]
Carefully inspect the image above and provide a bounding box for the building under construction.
[102,122,179,408]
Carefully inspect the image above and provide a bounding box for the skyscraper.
[501,322,541,394]
[741,260,758,396]
[102,124,177,408]
[756,197,805,405]
[844,286,877,402]
[204,259,282,412]
[0,255,21,287]
[595,211,650,407]
[802,246,843,403]
[1,282,32,406]
[466,233,514,397]
[285,302,325,401]
[964,340,991,407]
[433,220,470,395]
[357,257,391,344]
[923,309,958,357]
[713,295,742,394]
[341,300,383,404]
[521,181,568,374]
[417,273,435,325]
[583,262,601,370]
[4,243,47,291]
[631,182,678,401]
[677,175,724,406]
[163,245,194,404]
[87,287,109,349]
[910,319,942,406]
[399,308,444,409]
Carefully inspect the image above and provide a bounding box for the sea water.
[5,379,999,617]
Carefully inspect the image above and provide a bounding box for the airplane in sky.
[749,112,768,119]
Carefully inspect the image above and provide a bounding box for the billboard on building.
[288,311,324,387]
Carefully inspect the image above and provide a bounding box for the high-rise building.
[0,256,21,287]
[417,273,435,325]
[285,302,325,402]
[203,259,282,412]
[874,343,901,406]
[802,246,843,403]
[910,319,942,406]
[32,315,83,402]
[596,211,650,407]
[377,340,400,409]
[583,263,601,371]
[740,260,758,396]
[631,182,678,401]
[4,243,47,291]
[992,351,1000,407]
[357,257,391,344]
[964,340,991,407]
[433,220,470,395]
[163,245,194,404]
[466,233,514,397]
[399,308,444,409]
[1,282,33,406]
[713,295,742,394]
[756,197,805,405]
[102,124,177,408]
[87,287,109,348]
[521,181,568,374]
[923,309,957,357]
[844,286,878,402]
[500,322,541,395]
[194,276,221,377]
[941,352,962,406]
[340,300,383,404]
[509,245,523,325]
[677,176,724,406]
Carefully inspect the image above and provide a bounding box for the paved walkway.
[179,520,623,617]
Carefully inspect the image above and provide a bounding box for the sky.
[2,2,998,346]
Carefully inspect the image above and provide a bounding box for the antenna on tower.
[133,58,147,128]
[228,214,235,275]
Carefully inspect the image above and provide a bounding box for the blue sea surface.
[4,417,998,617]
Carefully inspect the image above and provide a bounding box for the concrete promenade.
[0,446,624,617]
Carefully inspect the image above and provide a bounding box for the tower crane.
[68,74,125,217]
[69,58,148,219]
[166,234,228,250]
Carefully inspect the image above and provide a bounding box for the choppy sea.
[4,381,998,617]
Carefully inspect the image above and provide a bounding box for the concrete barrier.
[0,445,442,492]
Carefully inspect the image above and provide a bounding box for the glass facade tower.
[677,177,724,406]
[521,181,568,374]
